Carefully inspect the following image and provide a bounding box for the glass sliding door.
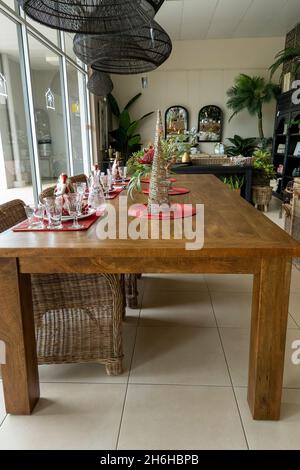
[28,34,69,189]
[2,1,16,11]
[0,4,91,205]
[0,11,34,204]
[66,61,91,176]
[25,15,59,47]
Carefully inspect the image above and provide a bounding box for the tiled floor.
[1,198,300,449]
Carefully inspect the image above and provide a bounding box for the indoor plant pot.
[251,150,276,212]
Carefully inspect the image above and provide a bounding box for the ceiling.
[157,0,300,40]
[0,0,299,67]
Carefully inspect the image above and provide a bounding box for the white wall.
[112,37,285,153]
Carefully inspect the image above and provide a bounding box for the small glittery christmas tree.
[148,110,170,214]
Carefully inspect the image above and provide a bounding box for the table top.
[0,175,299,259]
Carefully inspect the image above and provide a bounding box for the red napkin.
[142,187,190,196]
[12,214,100,232]
[105,187,123,199]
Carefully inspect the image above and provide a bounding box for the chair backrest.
[39,175,88,203]
[70,174,88,185]
[39,186,55,203]
[0,199,27,233]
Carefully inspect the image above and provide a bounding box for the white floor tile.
[291,268,300,294]
[235,387,300,450]
[38,324,137,384]
[0,384,6,426]
[205,274,253,293]
[288,315,300,329]
[290,293,300,326]
[118,385,247,450]
[130,326,230,386]
[220,328,300,388]
[140,290,216,327]
[0,383,126,450]
[212,293,298,329]
[143,274,208,293]
[211,293,252,328]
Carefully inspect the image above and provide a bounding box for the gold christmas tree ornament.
[148,110,170,214]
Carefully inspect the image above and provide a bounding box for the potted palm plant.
[226,74,281,141]
[252,150,276,212]
[270,44,300,78]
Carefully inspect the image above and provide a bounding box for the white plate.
[61,209,96,221]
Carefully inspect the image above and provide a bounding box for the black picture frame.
[165,106,189,139]
[198,105,223,142]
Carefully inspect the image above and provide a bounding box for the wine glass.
[44,197,63,230]
[64,193,83,229]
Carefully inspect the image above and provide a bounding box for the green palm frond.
[269,45,300,77]
[226,74,280,138]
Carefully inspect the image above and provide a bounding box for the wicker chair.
[39,176,140,309]
[0,199,124,376]
[39,186,55,203]
[39,175,88,203]
[70,174,88,185]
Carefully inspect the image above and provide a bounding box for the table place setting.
[12,169,128,233]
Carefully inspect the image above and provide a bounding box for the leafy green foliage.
[222,176,245,190]
[107,93,154,161]
[270,45,300,77]
[252,149,276,186]
[126,137,186,199]
[226,74,280,139]
[225,135,258,158]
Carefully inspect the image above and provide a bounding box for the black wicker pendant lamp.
[18,0,154,34]
[145,0,165,13]
[73,20,172,75]
[87,71,113,96]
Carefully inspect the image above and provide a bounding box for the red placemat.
[142,186,190,196]
[105,187,123,199]
[12,213,100,232]
[141,177,177,184]
[128,203,197,220]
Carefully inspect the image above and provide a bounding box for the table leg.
[245,167,253,203]
[125,274,138,309]
[0,259,39,415]
[248,257,292,420]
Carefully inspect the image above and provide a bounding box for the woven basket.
[191,155,231,166]
[252,186,272,209]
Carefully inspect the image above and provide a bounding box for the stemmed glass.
[64,193,83,229]
[119,166,127,187]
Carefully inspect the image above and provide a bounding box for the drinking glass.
[44,197,63,230]
[25,204,45,229]
[64,193,83,229]
[119,166,127,186]
[100,174,111,198]
[76,182,87,196]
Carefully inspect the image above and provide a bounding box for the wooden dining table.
[0,174,300,421]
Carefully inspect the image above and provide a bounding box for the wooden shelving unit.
[272,90,300,199]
